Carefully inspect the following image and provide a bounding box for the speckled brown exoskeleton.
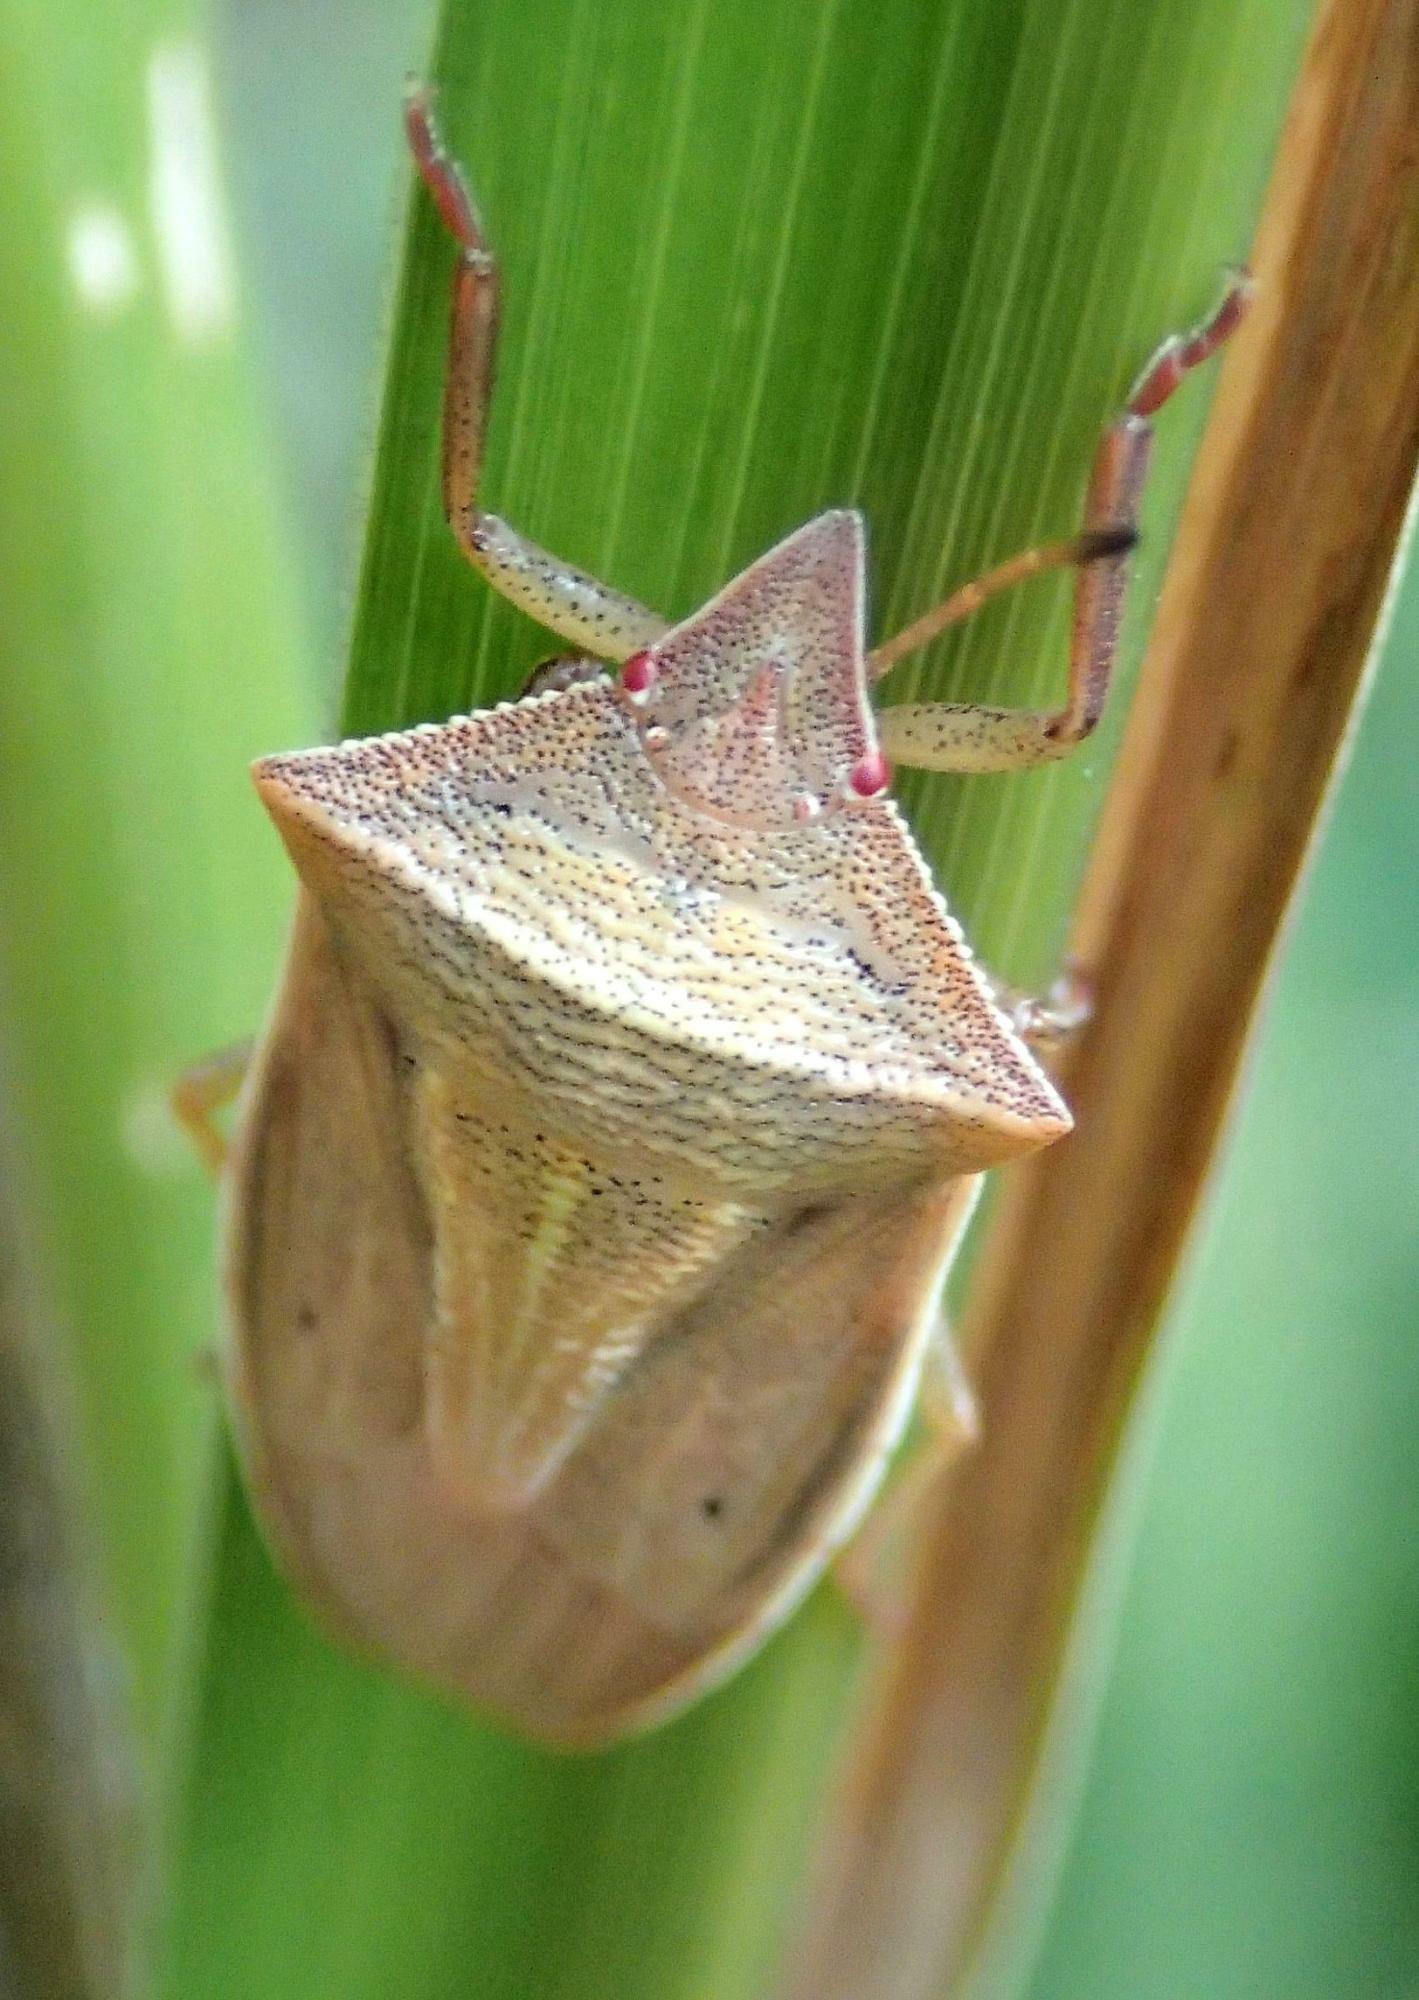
[178,92,1248,1745]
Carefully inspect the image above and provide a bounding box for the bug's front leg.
[406,92,671,664]
[871,274,1252,773]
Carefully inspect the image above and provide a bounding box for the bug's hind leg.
[872,272,1253,773]
[172,1039,253,1174]
[833,1314,980,1637]
[406,91,670,664]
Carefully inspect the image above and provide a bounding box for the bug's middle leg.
[406,93,670,664]
[986,961,1093,1050]
[172,1039,253,1174]
[871,274,1252,774]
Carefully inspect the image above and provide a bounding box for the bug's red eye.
[621,650,658,697]
[847,750,891,799]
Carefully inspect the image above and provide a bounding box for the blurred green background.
[215,2,1419,1996]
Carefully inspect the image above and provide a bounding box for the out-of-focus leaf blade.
[0,0,314,1989]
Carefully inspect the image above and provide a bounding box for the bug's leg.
[406,91,671,663]
[871,273,1252,772]
[919,1309,980,1443]
[171,1039,252,1174]
[988,961,1094,1050]
[521,653,608,700]
[834,1315,980,1634]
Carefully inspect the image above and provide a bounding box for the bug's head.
[616,511,888,831]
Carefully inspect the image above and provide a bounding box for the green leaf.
[0,0,313,1712]
[0,0,313,1988]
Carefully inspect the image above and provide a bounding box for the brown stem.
[787,1,1419,1993]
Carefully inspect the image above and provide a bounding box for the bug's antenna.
[868,268,1253,718]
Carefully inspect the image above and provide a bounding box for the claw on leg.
[1126,267,1255,418]
[405,87,491,259]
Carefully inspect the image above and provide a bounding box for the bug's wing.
[225,902,977,1745]
[221,893,435,1622]
[525,1165,982,1741]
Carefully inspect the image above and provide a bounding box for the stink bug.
[185,93,1248,1746]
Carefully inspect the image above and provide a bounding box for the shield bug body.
[202,95,1248,1746]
